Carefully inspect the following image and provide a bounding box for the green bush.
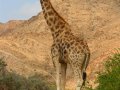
[0,72,27,90]
[0,58,56,90]
[96,53,120,90]
[27,74,50,90]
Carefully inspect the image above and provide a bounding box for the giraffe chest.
[56,43,69,63]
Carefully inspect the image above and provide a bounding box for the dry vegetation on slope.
[0,0,120,89]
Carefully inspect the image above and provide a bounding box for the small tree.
[0,58,56,90]
[96,53,120,90]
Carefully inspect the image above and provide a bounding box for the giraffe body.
[40,0,90,90]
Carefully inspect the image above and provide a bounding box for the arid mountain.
[0,20,24,35]
[0,0,120,89]
[0,20,24,30]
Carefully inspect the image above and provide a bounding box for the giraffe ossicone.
[40,0,90,90]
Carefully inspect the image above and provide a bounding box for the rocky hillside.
[0,20,24,35]
[0,0,120,89]
[0,20,24,30]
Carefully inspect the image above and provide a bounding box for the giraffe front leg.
[52,55,61,90]
[51,45,61,90]
[52,56,67,90]
[75,71,84,90]
[61,63,67,90]
[56,62,61,90]
[51,45,67,90]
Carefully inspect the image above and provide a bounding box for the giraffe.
[40,0,90,90]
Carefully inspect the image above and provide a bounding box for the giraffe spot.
[43,10,45,14]
[78,46,81,49]
[50,27,54,31]
[59,29,64,34]
[55,25,60,29]
[44,2,48,7]
[60,24,65,29]
[68,49,71,52]
[63,46,66,50]
[46,5,51,10]
[59,20,64,24]
[49,17,54,22]
[70,46,74,50]
[52,33,56,37]
[82,44,86,49]
[55,33,59,37]
[70,41,74,45]
[64,49,67,54]
[77,50,80,54]
[75,42,78,46]
[80,41,84,45]
[67,44,70,48]
[44,13,48,18]
[43,0,48,2]
[46,20,52,26]
[53,17,57,24]
[48,11,54,16]
[62,43,65,46]
[56,39,59,43]
[65,31,69,35]
[81,49,84,53]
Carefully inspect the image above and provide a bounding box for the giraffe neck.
[40,0,71,39]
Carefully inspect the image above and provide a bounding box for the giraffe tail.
[82,71,87,81]
[82,71,86,86]
[82,53,90,86]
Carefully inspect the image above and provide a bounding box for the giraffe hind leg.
[71,64,84,90]
[55,62,67,90]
